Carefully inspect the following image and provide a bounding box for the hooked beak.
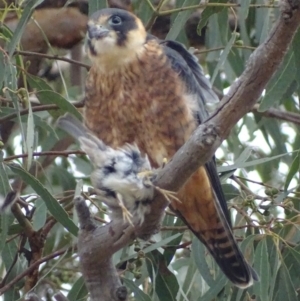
[87,24,110,40]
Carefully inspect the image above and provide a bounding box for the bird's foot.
[162,157,168,168]
[138,170,154,179]
[116,193,133,226]
[154,186,181,203]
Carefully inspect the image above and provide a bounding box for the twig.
[14,50,90,70]
[230,205,256,227]
[252,103,300,125]
[194,45,257,55]
[158,2,279,16]
[4,150,85,162]
[0,247,74,295]
[0,101,84,124]
[145,0,166,30]
[231,175,268,201]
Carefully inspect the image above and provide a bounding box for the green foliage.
[0,1,300,300]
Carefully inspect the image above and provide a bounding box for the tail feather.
[57,113,88,139]
[57,113,107,152]
[172,167,258,288]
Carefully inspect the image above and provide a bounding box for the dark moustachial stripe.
[88,39,97,56]
[90,8,138,46]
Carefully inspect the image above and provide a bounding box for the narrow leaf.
[218,151,292,172]
[0,152,14,254]
[32,198,47,231]
[192,237,215,287]
[27,75,82,120]
[238,0,251,19]
[197,0,227,34]
[67,276,88,301]
[234,147,253,165]
[148,250,179,301]
[253,238,270,301]
[166,0,200,41]
[259,48,296,112]
[26,100,34,170]
[211,32,237,84]
[7,0,43,56]
[292,27,300,90]
[284,152,300,191]
[89,0,108,16]
[274,264,297,301]
[0,51,5,90]
[122,278,152,301]
[197,273,227,301]
[142,233,181,255]
[2,240,24,300]
[7,163,78,236]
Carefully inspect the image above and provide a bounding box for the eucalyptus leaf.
[259,48,296,112]
[27,75,82,120]
[166,0,200,41]
[192,237,215,287]
[89,0,108,16]
[26,100,34,170]
[7,0,44,56]
[67,276,88,301]
[253,238,270,301]
[122,278,152,301]
[284,152,300,191]
[7,163,78,236]
[197,273,228,301]
[197,0,227,34]
[147,250,179,301]
[211,32,237,84]
[274,263,298,301]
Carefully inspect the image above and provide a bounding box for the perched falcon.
[84,8,258,288]
[57,113,154,225]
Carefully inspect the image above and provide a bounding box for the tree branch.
[0,101,84,124]
[252,104,300,125]
[0,247,73,295]
[14,50,90,70]
[4,150,85,162]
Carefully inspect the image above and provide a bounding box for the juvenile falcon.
[84,8,258,288]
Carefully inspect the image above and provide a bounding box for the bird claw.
[116,193,134,226]
[154,186,181,203]
[162,157,168,168]
[138,170,154,178]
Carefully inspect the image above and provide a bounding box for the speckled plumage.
[57,113,154,225]
[84,8,258,288]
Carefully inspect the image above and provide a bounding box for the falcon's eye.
[109,16,122,26]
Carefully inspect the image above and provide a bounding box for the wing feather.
[160,39,231,225]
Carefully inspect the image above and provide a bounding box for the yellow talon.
[154,186,181,204]
[162,158,168,168]
[116,193,134,226]
[137,170,154,178]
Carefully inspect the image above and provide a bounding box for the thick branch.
[75,197,131,301]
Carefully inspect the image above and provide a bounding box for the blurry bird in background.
[83,8,259,288]
[57,114,154,225]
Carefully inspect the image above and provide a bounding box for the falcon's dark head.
[87,9,147,67]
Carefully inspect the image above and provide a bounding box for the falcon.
[84,8,258,288]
